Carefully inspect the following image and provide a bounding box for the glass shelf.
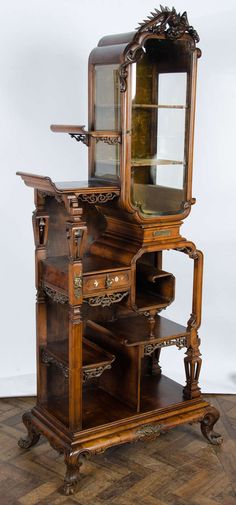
[132,159,184,166]
[132,104,188,110]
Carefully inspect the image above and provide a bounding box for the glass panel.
[94,141,119,179]
[131,39,191,216]
[94,64,120,179]
[94,65,120,130]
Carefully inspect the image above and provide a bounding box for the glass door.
[131,38,192,216]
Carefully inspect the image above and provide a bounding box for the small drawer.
[83,270,131,296]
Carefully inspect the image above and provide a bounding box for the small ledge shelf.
[41,337,115,383]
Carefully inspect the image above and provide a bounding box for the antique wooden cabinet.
[17,6,222,496]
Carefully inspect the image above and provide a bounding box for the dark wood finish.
[16,5,221,496]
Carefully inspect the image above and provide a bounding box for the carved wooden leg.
[183,343,202,399]
[62,450,90,496]
[18,411,41,449]
[200,406,223,445]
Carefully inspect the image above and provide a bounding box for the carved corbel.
[66,223,87,261]
[32,211,49,247]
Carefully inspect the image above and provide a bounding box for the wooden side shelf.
[87,314,188,347]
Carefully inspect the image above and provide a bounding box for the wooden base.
[18,378,222,495]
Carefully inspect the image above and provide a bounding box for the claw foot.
[61,450,90,496]
[18,411,40,449]
[200,406,223,445]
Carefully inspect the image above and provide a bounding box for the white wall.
[0,0,235,396]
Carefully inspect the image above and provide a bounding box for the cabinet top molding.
[136,5,199,44]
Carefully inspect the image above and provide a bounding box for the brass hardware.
[93,280,99,288]
[74,274,83,299]
[114,276,119,282]
[136,423,165,440]
[153,230,171,237]
[105,275,113,289]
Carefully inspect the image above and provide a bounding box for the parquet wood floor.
[0,395,236,505]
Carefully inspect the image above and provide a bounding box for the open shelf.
[136,264,175,312]
[42,337,115,376]
[44,374,185,430]
[87,314,189,347]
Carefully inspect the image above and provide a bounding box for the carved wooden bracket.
[144,336,187,356]
[41,348,112,384]
[77,192,118,204]
[85,291,129,307]
[43,285,68,304]
[41,349,69,378]
[69,131,89,146]
[176,246,199,260]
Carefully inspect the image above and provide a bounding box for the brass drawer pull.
[105,275,113,289]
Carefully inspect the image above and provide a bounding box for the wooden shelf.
[42,337,115,374]
[87,314,189,347]
[135,292,171,310]
[44,374,185,429]
[17,172,120,194]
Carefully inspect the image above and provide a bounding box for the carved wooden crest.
[119,5,200,92]
[136,5,199,43]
